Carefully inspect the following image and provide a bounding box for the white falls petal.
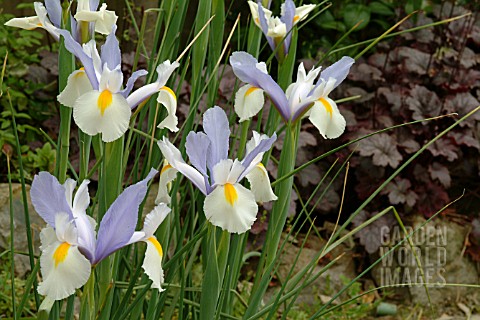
[58,69,94,108]
[74,3,118,35]
[157,86,178,132]
[308,97,346,139]
[38,241,91,300]
[73,90,131,142]
[246,163,277,203]
[234,85,265,122]
[142,237,165,290]
[204,183,258,234]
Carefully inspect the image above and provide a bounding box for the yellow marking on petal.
[160,86,176,100]
[255,17,260,24]
[257,163,265,169]
[245,86,259,97]
[148,237,163,257]
[293,15,300,23]
[53,242,71,268]
[75,68,86,78]
[161,164,172,175]
[224,183,238,206]
[97,90,113,116]
[319,97,333,118]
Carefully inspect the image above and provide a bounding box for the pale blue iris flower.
[230,51,355,139]
[157,106,277,234]
[31,169,169,300]
[57,27,179,142]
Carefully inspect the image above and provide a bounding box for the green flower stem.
[245,121,299,318]
[199,224,230,319]
[78,132,92,182]
[55,38,75,184]
[96,136,125,316]
[80,271,95,320]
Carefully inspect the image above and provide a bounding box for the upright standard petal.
[94,169,158,264]
[308,97,346,139]
[100,26,121,70]
[315,56,355,91]
[31,172,73,228]
[203,106,230,172]
[239,132,277,180]
[44,0,62,27]
[204,183,258,234]
[185,132,210,176]
[38,240,91,300]
[57,69,93,107]
[234,85,265,122]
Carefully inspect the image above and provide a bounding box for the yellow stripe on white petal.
[246,163,277,203]
[155,160,177,205]
[142,237,165,291]
[204,183,258,234]
[308,97,346,139]
[157,86,179,132]
[234,85,265,122]
[57,69,93,108]
[73,90,131,142]
[38,241,91,300]
[293,5,316,25]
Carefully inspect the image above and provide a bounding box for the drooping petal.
[126,60,179,109]
[308,97,346,139]
[34,2,59,40]
[142,236,165,290]
[38,241,91,300]
[234,85,265,122]
[247,1,272,28]
[73,90,131,142]
[94,169,158,264]
[204,183,258,234]
[203,106,230,173]
[157,86,178,132]
[5,16,42,30]
[31,172,73,228]
[74,3,118,35]
[315,56,355,91]
[57,69,93,108]
[246,163,277,202]
[230,52,290,120]
[141,203,170,238]
[185,132,210,176]
[158,138,209,195]
[155,160,178,205]
[293,4,316,24]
